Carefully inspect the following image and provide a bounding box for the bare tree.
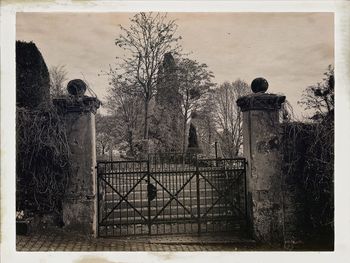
[49,65,68,98]
[192,90,217,157]
[96,113,114,157]
[104,75,143,157]
[214,80,249,157]
[299,65,334,121]
[176,58,215,153]
[114,12,182,143]
[96,131,112,156]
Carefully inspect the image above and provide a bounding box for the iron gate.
[97,154,247,237]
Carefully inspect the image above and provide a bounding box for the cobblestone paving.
[16,232,257,251]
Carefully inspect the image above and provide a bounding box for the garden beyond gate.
[97,153,247,237]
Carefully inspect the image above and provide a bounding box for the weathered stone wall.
[241,109,284,244]
[62,111,97,236]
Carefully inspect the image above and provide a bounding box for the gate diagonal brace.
[99,173,148,224]
[149,173,197,223]
[199,172,245,218]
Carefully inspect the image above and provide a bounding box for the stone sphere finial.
[251,77,269,93]
[67,79,87,96]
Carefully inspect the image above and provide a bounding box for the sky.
[16,12,334,118]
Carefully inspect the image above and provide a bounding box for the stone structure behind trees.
[152,52,184,152]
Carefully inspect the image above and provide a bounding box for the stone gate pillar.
[237,78,285,244]
[53,79,100,237]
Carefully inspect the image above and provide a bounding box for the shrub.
[16,41,50,108]
[16,104,71,215]
[282,120,334,246]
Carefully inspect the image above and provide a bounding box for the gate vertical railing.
[244,159,248,220]
[195,156,201,235]
[147,160,151,235]
[97,164,100,237]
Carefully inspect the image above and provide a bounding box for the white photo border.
[1,1,349,262]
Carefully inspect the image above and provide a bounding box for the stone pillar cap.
[53,96,101,114]
[236,93,286,112]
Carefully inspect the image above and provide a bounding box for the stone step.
[99,212,243,226]
[98,220,244,237]
[100,203,243,218]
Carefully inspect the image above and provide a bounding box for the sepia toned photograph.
[14,11,334,252]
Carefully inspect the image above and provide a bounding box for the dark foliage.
[16,41,50,108]
[282,119,334,247]
[16,105,71,215]
[152,52,183,152]
[188,123,199,148]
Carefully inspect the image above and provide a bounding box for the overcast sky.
[16,12,334,118]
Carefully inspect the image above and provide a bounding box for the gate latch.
[147,182,157,201]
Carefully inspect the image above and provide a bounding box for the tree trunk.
[182,91,190,155]
[143,100,149,140]
[127,129,135,157]
[208,122,212,157]
[182,108,188,154]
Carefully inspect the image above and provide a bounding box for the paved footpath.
[16,231,258,252]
